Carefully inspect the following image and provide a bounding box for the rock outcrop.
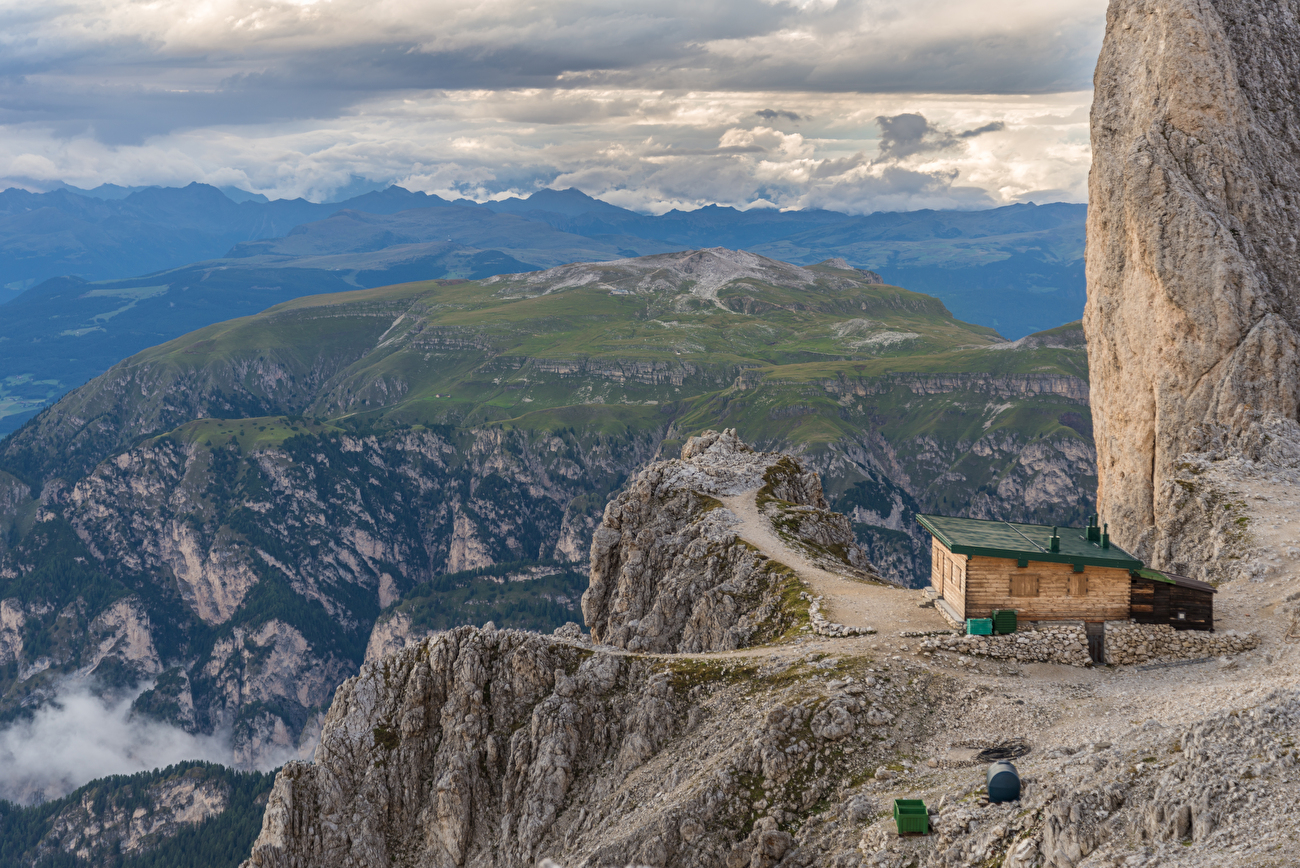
[1085,0,1300,571]
[241,626,927,868]
[0,425,651,770]
[582,430,874,652]
[2,761,275,866]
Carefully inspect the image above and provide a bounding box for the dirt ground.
[710,484,1299,758]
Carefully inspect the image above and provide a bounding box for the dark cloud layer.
[2,0,1104,141]
[0,1,1100,211]
[755,109,803,122]
[874,113,1008,162]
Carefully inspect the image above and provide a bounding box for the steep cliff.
[583,430,876,653]
[0,762,274,867]
[240,626,930,868]
[0,425,653,767]
[1086,0,1300,573]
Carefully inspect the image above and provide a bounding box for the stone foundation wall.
[1102,621,1259,666]
[920,624,1093,667]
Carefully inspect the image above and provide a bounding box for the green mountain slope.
[0,249,1092,770]
[0,762,273,868]
[0,208,675,436]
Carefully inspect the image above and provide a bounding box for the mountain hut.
[917,514,1143,626]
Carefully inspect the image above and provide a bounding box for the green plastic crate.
[966,618,993,636]
[893,799,929,834]
[992,609,1018,634]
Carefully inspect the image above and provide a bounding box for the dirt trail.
[718,490,948,635]
[715,482,1300,745]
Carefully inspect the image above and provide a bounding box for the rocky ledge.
[582,429,875,653]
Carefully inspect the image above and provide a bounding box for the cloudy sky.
[0,0,1106,212]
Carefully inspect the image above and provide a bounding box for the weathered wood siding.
[960,555,1131,622]
[1130,577,1214,631]
[930,539,966,615]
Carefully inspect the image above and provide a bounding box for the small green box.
[893,799,929,834]
[992,609,1018,634]
[966,618,993,636]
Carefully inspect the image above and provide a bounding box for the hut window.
[1067,573,1088,597]
[1011,573,1038,597]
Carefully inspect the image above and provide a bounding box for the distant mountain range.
[0,249,1094,779]
[0,183,1085,433]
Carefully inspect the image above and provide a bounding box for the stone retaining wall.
[920,624,1093,667]
[803,594,875,637]
[1102,621,1259,665]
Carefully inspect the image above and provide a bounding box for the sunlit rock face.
[1085,0,1300,572]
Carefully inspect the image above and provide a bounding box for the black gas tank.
[987,760,1021,803]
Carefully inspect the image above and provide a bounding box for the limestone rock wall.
[0,424,653,769]
[43,777,229,861]
[1085,0,1300,570]
[582,430,873,652]
[240,625,926,868]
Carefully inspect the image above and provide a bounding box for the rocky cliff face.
[241,623,1300,868]
[0,425,656,768]
[1086,0,1300,572]
[241,625,925,868]
[2,761,275,867]
[33,772,230,862]
[583,430,875,653]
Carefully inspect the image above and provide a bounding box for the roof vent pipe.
[1049,527,1060,553]
[1101,523,1110,549]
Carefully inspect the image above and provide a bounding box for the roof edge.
[917,513,1144,570]
[946,543,1143,570]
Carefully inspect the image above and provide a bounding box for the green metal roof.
[1134,567,1216,593]
[916,513,1143,570]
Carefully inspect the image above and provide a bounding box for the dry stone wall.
[919,625,1093,668]
[1102,621,1259,666]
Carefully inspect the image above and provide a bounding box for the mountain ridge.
[0,249,1094,778]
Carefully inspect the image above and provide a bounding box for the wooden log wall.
[930,539,966,615]
[961,556,1131,622]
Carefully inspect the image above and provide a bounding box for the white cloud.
[0,1,1102,210]
[0,679,235,805]
[0,88,1092,212]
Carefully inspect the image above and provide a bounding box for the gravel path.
[717,479,1300,749]
[718,489,948,635]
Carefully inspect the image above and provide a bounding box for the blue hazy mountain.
[0,183,1085,433]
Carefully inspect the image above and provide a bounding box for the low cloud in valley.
[0,679,240,805]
